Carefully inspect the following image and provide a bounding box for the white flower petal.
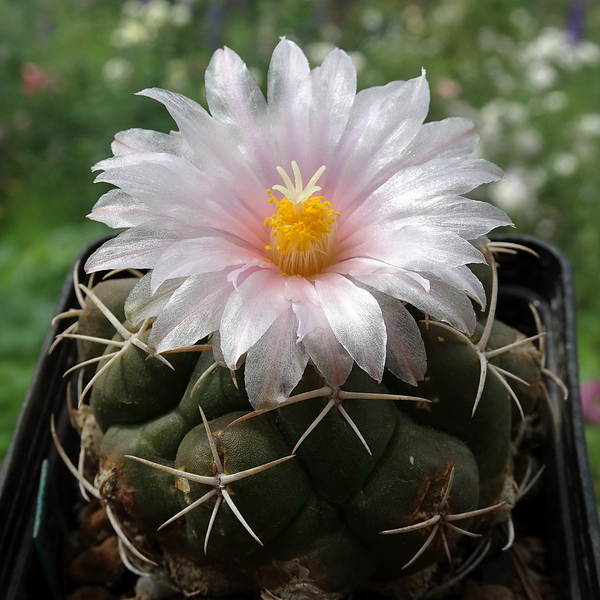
[340,227,486,276]
[205,46,272,179]
[137,88,241,171]
[357,271,476,334]
[244,308,308,409]
[138,88,271,205]
[150,237,259,292]
[94,152,268,248]
[219,268,291,369]
[111,128,192,159]
[281,276,325,339]
[308,48,356,169]
[283,277,355,385]
[267,38,312,167]
[125,272,185,326]
[332,258,430,290]
[373,291,426,385]
[330,73,430,212]
[339,156,504,235]
[88,189,161,228]
[404,197,512,240]
[434,264,487,310]
[150,272,233,352]
[303,326,354,387]
[84,221,196,272]
[93,152,216,219]
[391,228,486,272]
[315,273,386,380]
[399,117,479,167]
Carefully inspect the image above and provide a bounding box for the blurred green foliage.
[2,0,600,469]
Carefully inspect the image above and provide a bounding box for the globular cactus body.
[61,256,548,600]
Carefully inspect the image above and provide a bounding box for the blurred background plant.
[2,0,600,499]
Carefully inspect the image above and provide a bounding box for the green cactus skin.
[77,278,138,364]
[386,322,513,508]
[63,265,548,599]
[91,329,198,431]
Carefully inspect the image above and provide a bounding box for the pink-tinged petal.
[111,128,192,159]
[372,291,426,385]
[205,46,273,179]
[136,88,244,171]
[266,38,312,167]
[284,276,328,339]
[150,272,233,352]
[337,204,512,266]
[283,277,355,385]
[339,227,486,275]
[219,269,291,369]
[150,237,260,293]
[434,264,486,310]
[84,221,198,272]
[308,48,356,169]
[398,117,479,168]
[93,152,217,219]
[403,197,511,240]
[125,273,184,326]
[331,257,430,291]
[356,271,476,334]
[329,73,430,213]
[89,189,162,228]
[302,326,354,387]
[244,308,309,409]
[346,195,511,245]
[314,273,386,380]
[227,259,278,289]
[94,152,268,249]
[138,89,271,210]
[339,156,504,235]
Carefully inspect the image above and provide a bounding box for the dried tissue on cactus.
[52,38,561,599]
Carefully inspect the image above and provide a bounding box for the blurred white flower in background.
[144,0,172,29]
[306,42,337,65]
[525,62,557,91]
[165,59,189,91]
[552,153,579,177]
[578,114,600,137]
[514,128,543,157]
[103,58,134,84]
[488,166,543,215]
[112,0,197,49]
[112,19,152,47]
[361,8,385,32]
[520,26,600,71]
[541,90,569,112]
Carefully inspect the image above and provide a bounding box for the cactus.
[51,243,561,599]
[50,39,564,599]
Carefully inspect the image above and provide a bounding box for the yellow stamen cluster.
[264,162,338,278]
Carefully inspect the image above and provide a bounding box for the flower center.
[264,162,338,277]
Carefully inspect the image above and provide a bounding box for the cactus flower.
[85,38,510,409]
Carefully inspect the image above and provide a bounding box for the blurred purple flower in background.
[582,381,600,424]
[567,0,586,45]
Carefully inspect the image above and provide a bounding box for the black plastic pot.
[0,234,599,599]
